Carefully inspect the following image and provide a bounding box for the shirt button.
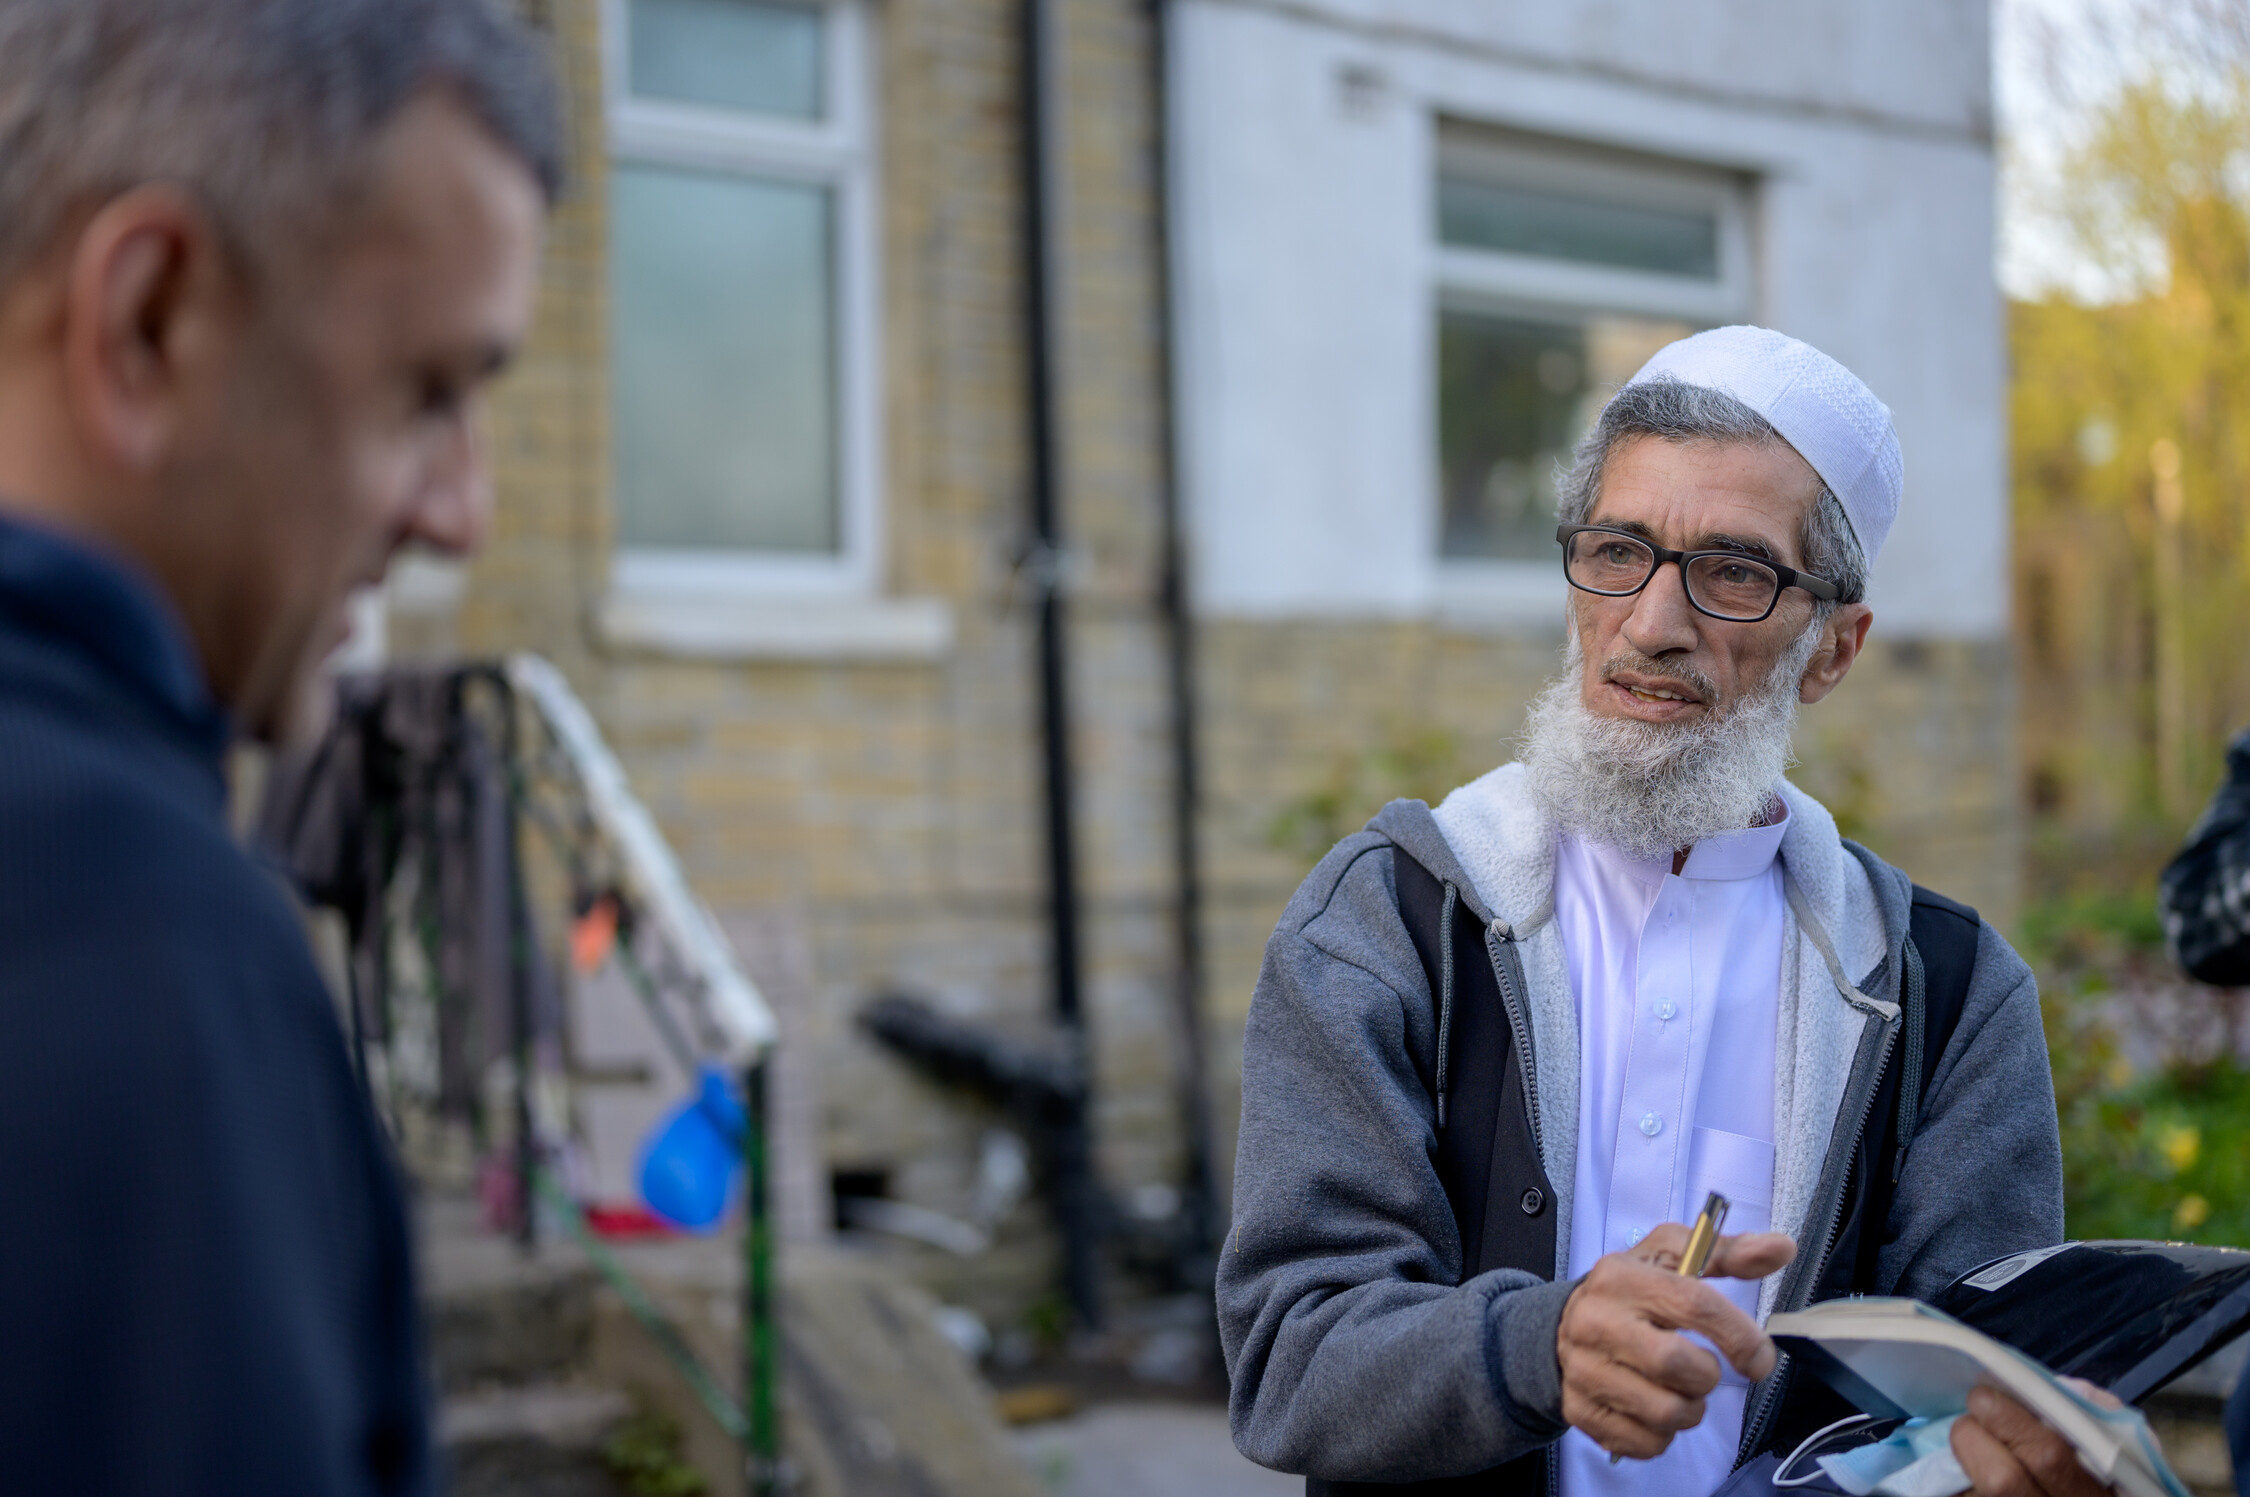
[1655,1000,1678,1022]
[1639,1112,1664,1137]
[1519,1187,1545,1216]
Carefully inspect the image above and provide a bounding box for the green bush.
[2026,891,2250,1245]
[2056,1047,2250,1244]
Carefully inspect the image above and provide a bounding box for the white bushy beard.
[1520,621,1823,862]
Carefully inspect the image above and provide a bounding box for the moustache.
[1600,652,1720,709]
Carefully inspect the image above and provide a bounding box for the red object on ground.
[584,1203,678,1239]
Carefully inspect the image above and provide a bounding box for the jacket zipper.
[1734,1009,1901,1467]
[1481,921,1559,1497]
[1484,922,1543,1161]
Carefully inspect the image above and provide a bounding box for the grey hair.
[1555,376,1868,608]
[0,0,564,289]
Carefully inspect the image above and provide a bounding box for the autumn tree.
[2012,0,2250,891]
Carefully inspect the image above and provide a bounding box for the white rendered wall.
[1169,0,2006,638]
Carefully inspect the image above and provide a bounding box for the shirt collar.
[0,509,228,757]
[1574,795,1791,885]
[1677,800,1790,880]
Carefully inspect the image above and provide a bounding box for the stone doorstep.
[586,1243,1047,1497]
[441,1384,636,1449]
[420,1194,1041,1497]
[440,1385,638,1497]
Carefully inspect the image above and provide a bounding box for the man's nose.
[1620,559,1702,657]
[407,412,492,556]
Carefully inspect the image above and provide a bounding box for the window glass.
[1438,310,1691,559]
[629,0,823,120]
[612,163,837,553]
[1437,178,1719,280]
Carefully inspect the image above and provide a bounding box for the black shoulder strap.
[1833,883,1982,1300]
[1894,885,1979,1174]
[1386,846,1512,1278]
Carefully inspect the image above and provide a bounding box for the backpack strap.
[1890,936,1926,1182]
[1830,884,1980,1294]
[1890,886,1978,1184]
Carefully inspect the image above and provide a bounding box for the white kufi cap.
[1622,325,1902,566]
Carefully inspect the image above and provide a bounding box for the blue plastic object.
[637,1066,746,1231]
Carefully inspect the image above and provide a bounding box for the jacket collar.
[0,509,229,760]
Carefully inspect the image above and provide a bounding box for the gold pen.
[1678,1190,1730,1278]
[1610,1191,1732,1464]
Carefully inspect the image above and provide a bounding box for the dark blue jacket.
[0,513,430,1494]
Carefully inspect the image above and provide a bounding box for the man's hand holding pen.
[1555,1200,1797,1464]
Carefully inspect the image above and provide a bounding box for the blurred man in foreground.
[1219,327,2074,1495]
[0,1,556,1490]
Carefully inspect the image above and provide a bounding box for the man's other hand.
[1951,1383,2125,1497]
[1555,1224,1796,1460]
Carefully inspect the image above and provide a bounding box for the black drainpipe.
[1146,0,1219,1284]
[1018,0,1103,1329]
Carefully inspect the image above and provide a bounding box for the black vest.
[1307,845,1978,1496]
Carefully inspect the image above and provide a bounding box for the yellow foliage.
[2174,1193,2212,1233]
[2159,1123,2201,1173]
[2015,46,2250,881]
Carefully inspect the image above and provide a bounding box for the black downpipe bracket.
[1146,0,1219,1285]
[1018,0,1104,1328]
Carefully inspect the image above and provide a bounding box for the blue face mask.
[1809,1416,1969,1496]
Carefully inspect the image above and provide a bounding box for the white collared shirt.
[1554,805,1789,1497]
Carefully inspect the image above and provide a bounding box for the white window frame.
[602,0,882,600]
[1429,126,1755,623]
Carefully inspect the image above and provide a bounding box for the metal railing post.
[743,1058,780,1496]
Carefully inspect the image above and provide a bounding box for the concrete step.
[441,1384,635,1497]
[418,1193,1042,1497]
[421,1196,599,1393]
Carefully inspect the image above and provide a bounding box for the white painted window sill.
[598,590,955,662]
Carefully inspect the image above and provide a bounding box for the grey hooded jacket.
[1217,768,2064,1484]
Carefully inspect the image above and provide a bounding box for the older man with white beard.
[1218,327,2079,1497]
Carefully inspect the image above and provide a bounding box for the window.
[1432,126,1752,572]
[606,0,877,593]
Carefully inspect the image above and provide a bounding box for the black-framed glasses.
[1556,523,1839,623]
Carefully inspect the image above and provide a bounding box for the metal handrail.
[501,655,783,1495]
[507,654,777,1059]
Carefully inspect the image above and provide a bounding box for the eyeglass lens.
[1564,532,1780,620]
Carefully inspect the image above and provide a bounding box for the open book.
[1769,1298,2182,1497]
[1767,1241,2250,1497]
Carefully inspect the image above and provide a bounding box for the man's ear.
[60,186,236,475]
[1798,602,1873,705]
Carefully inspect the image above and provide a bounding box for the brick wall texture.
[432,0,2021,1313]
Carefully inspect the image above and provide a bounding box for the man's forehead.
[351,92,544,259]
[304,93,544,347]
[1592,435,1818,547]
